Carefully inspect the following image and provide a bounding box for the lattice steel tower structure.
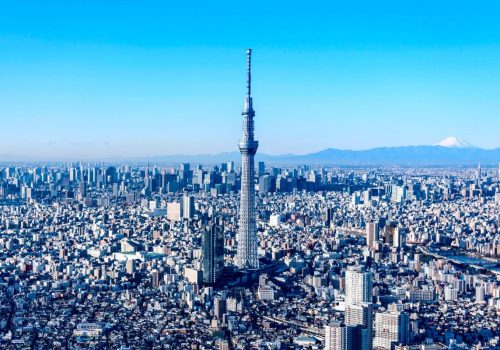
[236,49,259,270]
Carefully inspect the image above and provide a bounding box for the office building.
[366,222,379,249]
[167,202,182,222]
[391,185,406,204]
[202,224,224,284]
[325,321,350,350]
[345,267,372,305]
[393,227,407,249]
[475,286,485,303]
[151,269,159,288]
[126,259,135,275]
[345,303,373,350]
[373,309,410,350]
[183,193,195,219]
[258,161,266,176]
[259,174,275,194]
[214,296,225,319]
[345,267,373,350]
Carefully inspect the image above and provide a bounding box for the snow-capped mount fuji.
[435,136,475,148]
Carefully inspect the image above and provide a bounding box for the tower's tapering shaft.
[236,48,259,270]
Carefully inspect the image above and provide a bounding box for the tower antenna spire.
[246,48,252,98]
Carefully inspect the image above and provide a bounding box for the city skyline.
[1,1,500,159]
[0,2,499,349]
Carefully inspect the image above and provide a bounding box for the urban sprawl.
[0,162,499,349]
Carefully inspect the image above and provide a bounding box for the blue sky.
[1,1,499,159]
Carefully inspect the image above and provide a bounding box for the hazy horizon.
[1,136,499,163]
[1,136,499,161]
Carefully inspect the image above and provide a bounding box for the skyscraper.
[345,267,372,305]
[366,221,379,250]
[126,259,135,275]
[393,227,407,249]
[258,161,266,176]
[144,161,150,188]
[213,295,225,319]
[373,308,410,350]
[325,321,350,350]
[345,303,373,350]
[236,49,259,270]
[183,193,195,219]
[202,224,224,284]
[151,269,159,288]
[475,285,485,304]
[344,266,373,350]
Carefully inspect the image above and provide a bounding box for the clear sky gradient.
[1,1,499,159]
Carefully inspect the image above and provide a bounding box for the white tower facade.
[345,267,372,305]
[344,267,373,350]
[324,321,349,350]
[373,310,410,349]
[236,49,259,270]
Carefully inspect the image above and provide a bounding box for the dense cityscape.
[0,159,499,350]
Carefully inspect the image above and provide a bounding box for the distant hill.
[144,145,500,165]
[286,146,500,165]
[1,137,499,166]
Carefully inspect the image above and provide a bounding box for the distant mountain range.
[144,137,499,165]
[1,137,499,165]
[146,146,499,165]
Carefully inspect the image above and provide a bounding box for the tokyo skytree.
[236,49,259,270]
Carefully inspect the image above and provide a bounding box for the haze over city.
[1,1,500,160]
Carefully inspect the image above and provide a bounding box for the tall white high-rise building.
[373,309,410,350]
[475,285,485,304]
[345,267,373,305]
[345,303,373,328]
[236,49,259,270]
[345,303,373,350]
[344,267,373,350]
[325,321,350,350]
[393,227,407,249]
[444,285,458,301]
